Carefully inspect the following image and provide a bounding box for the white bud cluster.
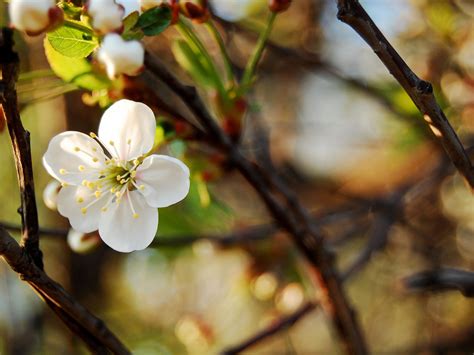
[8,0,62,35]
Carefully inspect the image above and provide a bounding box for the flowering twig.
[336,0,474,189]
[0,27,130,354]
[220,302,318,355]
[144,52,368,355]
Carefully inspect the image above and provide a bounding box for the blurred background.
[0,0,474,353]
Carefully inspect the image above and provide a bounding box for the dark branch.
[403,268,474,297]
[336,0,474,189]
[0,226,130,354]
[220,302,318,355]
[0,27,43,268]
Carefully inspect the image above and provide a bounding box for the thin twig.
[220,302,318,355]
[336,0,474,189]
[403,268,474,297]
[144,52,368,355]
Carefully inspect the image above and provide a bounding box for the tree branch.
[0,28,43,268]
[0,226,130,354]
[220,302,318,355]
[335,0,474,189]
[144,53,368,355]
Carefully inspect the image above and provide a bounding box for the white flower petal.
[136,155,190,208]
[99,190,158,252]
[43,180,61,210]
[96,34,144,79]
[116,0,140,16]
[9,0,55,33]
[43,131,107,185]
[57,185,107,233]
[88,0,124,33]
[98,99,156,161]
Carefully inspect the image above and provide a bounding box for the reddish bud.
[268,0,292,13]
[180,0,209,23]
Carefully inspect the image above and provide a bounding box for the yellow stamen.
[76,197,84,203]
[81,207,87,214]
[89,132,97,138]
[78,165,85,172]
[59,169,67,175]
[92,157,99,162]
[74,147,80,152]
[133,213,139,219]
[94,191,102,198]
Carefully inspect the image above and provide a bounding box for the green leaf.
[44,39,111,91]
[171,40,217,88]
[136,6,172,36]
[123,11,140,33]
[47,25,98,58]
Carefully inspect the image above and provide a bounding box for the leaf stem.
[241,12,277,88]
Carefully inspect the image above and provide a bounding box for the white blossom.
[97,33,145,79]
[88,0,124,33]
[8,0,58,34]
[43,99,190,252]
[115,0,140,17]
[67,229,101,254]
[43,180,61,210]
[209,0,266,22]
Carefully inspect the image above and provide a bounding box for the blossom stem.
[241,12,277,89]
[176,19,228,102]
[204,20,235,87]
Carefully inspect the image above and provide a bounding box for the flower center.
[61,134,147,220]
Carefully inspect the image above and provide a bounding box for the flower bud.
[209,0,265,22]
[268,0,292,13]
[67,229,102,254]
[8,0,63,36]
[97,33,145,79]
[87,0,125,33]
[180,0,209,23]
[43,180,62,211]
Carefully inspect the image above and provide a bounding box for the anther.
[127,139,131,144]
[92,147,97,152]
[92,157,99,162]
[139,185,145,190]
[76,197,84,203]
[78,165,85,171]
[94,191,102,198]
[81,207,87,214]
[89,132,97,138]
[59,169,67,175]
[74,147,80,152]
[133,159,140,165]
[131,171,137,178]
[61,182,69,187]
[133,213,139,219]
[120,179,126,184]
[109,140,114,146]
[82,180,88,186]
[87,182,95,189]
[101,207,108,212]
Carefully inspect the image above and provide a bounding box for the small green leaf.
[123,11,140,33]
[171,40,217,88]
[47,25,98,58]
[44,38,110,91]
[136,6,172,36]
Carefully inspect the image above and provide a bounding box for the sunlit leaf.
[47,25,98,58]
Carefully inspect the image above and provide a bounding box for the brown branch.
[0,226,130,354]
[335,0,474,189]
[0,28,42,269]
[144,53,368,355]
[220,302,318,355]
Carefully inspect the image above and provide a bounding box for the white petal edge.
[98,190,158,252]
[135,155,190,208]
[57,185,107,233]
[43,131,107,185]
[98,99,156,162]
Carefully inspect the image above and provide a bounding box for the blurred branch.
[403,268,474,297]
[336,0,474,189]
[144,52,368,355]
[0,226,130,354]
[220,302,318,355]
[0,27,42,269]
